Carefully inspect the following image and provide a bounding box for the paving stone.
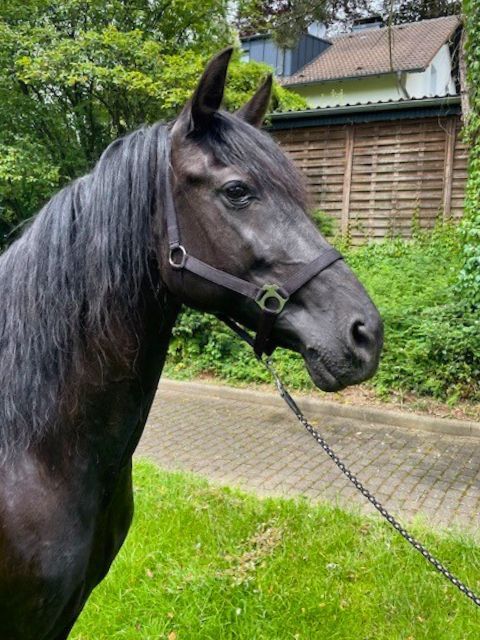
[136,382,480,535]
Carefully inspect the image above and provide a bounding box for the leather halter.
[164,159,343,358]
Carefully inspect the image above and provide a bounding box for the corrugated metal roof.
[272,94,460,113]
[267,95,462,129]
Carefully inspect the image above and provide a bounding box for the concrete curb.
[159,378,480,439]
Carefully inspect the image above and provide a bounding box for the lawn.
[72,461,480,639]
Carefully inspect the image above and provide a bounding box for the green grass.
[72,461,480,639]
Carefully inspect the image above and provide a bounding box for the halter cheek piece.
[164,164,343,358]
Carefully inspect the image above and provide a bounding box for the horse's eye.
[221,181,254,208]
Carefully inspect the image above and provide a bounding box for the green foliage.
[311,208,337,238]
[457,0,480,306]
[0,0,306,241]
[167,224,480,401]
[390,0,461,23]
[224,58,307,113]
[169,309,310,387]
[72,461,480,638]
[236,0,330,47]
[349,225,478,401]
[0,138,60,239]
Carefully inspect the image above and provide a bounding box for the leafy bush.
[168,310,311,387]
[311,209,337,238]
[335,225,479,401]
[167,223,479,401]
[458,144,480,307]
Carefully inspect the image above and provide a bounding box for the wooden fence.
[273,116,468,243]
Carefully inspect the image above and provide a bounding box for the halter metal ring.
[169,245,187,270]
[256,284,289,314]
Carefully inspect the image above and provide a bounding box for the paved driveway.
[137,380,480,534]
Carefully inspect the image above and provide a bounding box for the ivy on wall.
[458,0,480,305]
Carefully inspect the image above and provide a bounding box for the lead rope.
[260,356,480,608]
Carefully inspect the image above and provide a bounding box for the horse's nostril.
[350,320,370,349]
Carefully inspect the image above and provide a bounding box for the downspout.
[387,17,409,100]
[397,71,410,99]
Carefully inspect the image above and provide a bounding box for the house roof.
[282,15,461,86]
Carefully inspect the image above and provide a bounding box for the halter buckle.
[169,245,187,270]
[255,284,289,314]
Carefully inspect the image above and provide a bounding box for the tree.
[236,0,461,45]
[236,0,370,45]
[0,139,60,241]
[0,0,305,243]
[236,0,331,46]
[388,0,461,24]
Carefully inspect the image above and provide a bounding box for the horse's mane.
[0,123,170,450]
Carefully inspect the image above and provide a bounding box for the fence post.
[341,126,354,236]
[442,118,457,220]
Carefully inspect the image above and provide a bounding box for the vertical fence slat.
[341,126,354,235]
[442,117,457,219]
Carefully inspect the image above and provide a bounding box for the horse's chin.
[303,351,346,393]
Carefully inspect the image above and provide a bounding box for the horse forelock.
[0,123,171,451]
[203,111,308,209]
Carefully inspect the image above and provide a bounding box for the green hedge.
[166,224,480,402]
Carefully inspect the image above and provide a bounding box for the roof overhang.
[241,32,332,45]
[282,67,426,87]
[240,33,271,43]
[267,96,462,130]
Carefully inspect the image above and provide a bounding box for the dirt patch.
[219,523,283,586]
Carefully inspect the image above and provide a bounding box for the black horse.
[0,49,383,639]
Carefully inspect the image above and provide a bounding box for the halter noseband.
[164,163,343,358]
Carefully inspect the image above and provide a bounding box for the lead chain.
[262,357,480,609]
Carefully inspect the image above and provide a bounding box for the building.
[281,16,461,108]
[240,32,330,78]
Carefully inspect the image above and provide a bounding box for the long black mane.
[0,123,170,451]
[0,112,305,453]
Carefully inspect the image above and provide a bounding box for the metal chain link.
[262,357,480,609]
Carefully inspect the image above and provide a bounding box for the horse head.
[160,48,383,392]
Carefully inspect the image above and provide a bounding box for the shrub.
[311,209,337,238]
[373,300,480,401]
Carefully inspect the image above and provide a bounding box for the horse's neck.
[37,286,180,473]
[90,288,179,467]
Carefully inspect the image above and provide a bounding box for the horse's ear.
[179,47,233,134]
[236,74,273,128]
